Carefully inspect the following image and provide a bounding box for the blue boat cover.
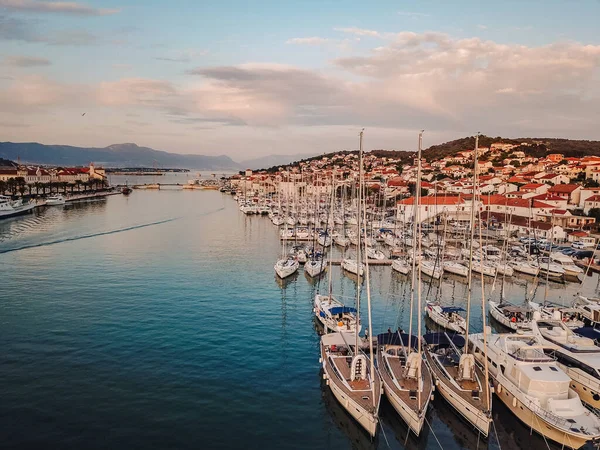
[377,332,418,350]
[572,326,600,340]
[329,306,357,315]
[441,306,466,313]
[423,332,465,348]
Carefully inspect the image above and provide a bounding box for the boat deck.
[377,347,432,414]
[322,347,381,414]
[425,350,490,407]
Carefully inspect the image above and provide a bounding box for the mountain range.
[2,136,600,171]
[0,142,316,170]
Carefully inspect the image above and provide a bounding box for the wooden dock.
[329,258,393,266]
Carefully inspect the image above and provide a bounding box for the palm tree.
[0,180,6,195]
[75,179,82,193]
[33,182,42,196]
[7,178,16,196]
[61,182,68,194]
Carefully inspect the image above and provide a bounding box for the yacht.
[442,261,469,277]
[376,332,433,436]
[341,258,364,277]
[391,258,410,275]
[314,294,360,333]
[469,332,600,449]
[334,235,350,248]
[320,332,381,436]
[424,333,492,437]
[274,257,299,279]
[489,260,514,277]
[425,302,466,334]
[531,319,600,408]
[535,258,566,282]
[366,247,385,261]
[304,257,327,278]
[0,196,36,219]
[510,259,540,277]
[46,194,66,206]
[420,260,442,279]
[471,259,496,277]
[550,252,584,278]
[488,301,533,331]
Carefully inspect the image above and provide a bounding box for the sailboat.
[275,221,299,279]
[423,133,493,437]
[320,130,382,437]
[377,131,433,436]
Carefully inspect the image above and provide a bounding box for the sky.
[0,0,599,161]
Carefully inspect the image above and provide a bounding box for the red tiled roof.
[397,195,465,206]
[584,195,600,202]
[548,184,580,193]
[520,183,545,190]
[481,195,553,209]
[569,231,588,237]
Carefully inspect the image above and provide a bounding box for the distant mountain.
[0,157,17,168]
[239,153,316,170]
[0,142,239,170]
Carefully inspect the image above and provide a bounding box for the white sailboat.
[423,133,492,438]
[377,131,433,436]
[321,130,381,437]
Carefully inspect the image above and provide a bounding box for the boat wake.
[0,217,179,254]
[0,205,226,254]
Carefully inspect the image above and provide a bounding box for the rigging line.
[491,419,503,450]
[424,415,445,450]
[377,418,392,449]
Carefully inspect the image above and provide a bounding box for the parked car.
[573,250,594,260]
[572,241,586,249]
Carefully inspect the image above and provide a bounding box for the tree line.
[0,177,108,197]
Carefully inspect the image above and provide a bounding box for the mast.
[463,132,479,353]
[407,138,421,352]
[360,130,377,407]
[416,130,424,409]
[327,172,336,297]
[355,130,364,352]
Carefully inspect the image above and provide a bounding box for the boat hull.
[382,380,426,436]
[321,355,378,436]
[0,203,36,220]
[491,378,590,449]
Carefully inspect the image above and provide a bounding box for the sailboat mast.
[416,131,424,409]
[359,132,376,407]
[355,130,364,352]
[328,172,336,297]
[463,132,480,353]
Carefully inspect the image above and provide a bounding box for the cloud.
[0,0,120,16]
[334,27,383,38]
[286,37,329,45]
[397,11,429,18]
[154,49,209,63]
[477,24,487,30]
[45,29,98,45]
[1,32,600,151]
[4,55,51,66]
[0,75,88,112]
[0,14,99,45]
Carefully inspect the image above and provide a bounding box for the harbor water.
[1,189,598,449]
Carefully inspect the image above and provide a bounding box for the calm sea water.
[0,190,598,449]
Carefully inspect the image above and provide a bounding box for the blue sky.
[1,0,599,159]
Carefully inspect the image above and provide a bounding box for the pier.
[329,258,393,266]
